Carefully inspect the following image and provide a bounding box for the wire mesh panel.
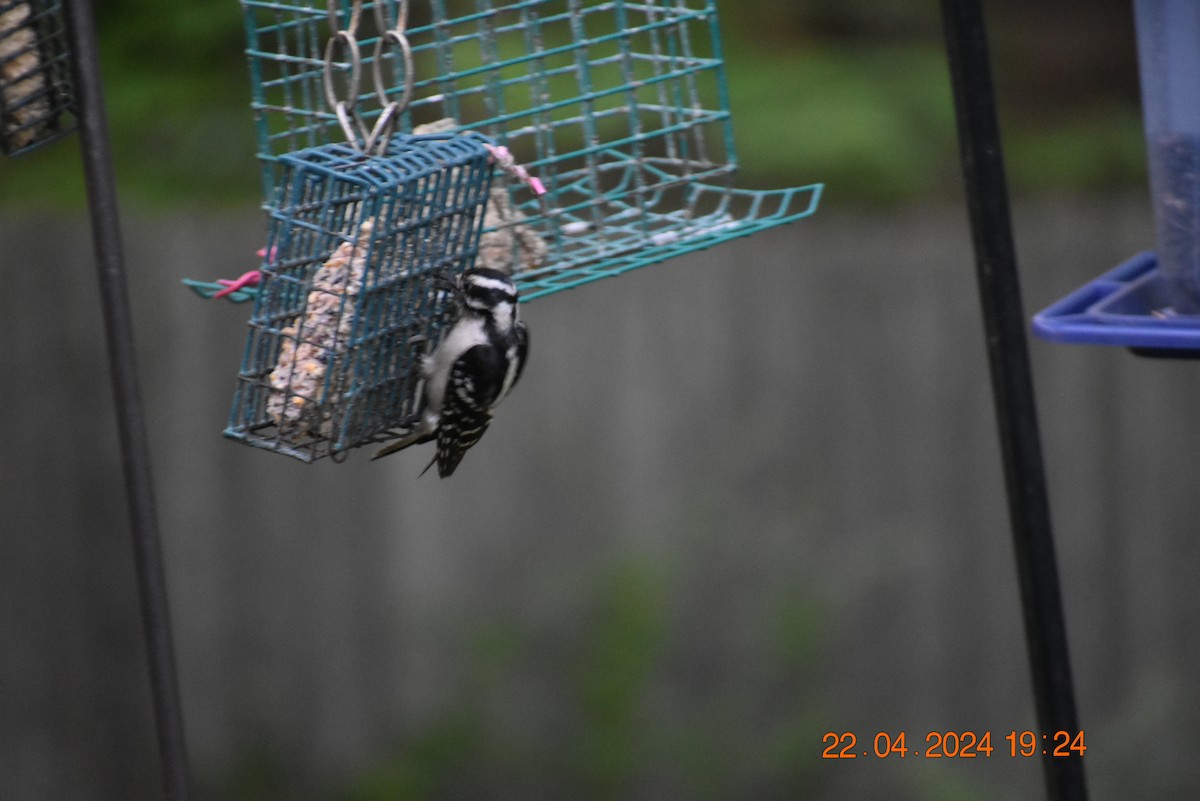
[227,131,495,462]
[0,0,74,155]
[240,0,822,301]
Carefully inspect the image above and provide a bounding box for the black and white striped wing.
[433,344,505,477]
[507,321,529,399]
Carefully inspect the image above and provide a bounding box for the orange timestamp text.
[821,730,1085,759]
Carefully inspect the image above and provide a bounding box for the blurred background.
[5,0,1200,799]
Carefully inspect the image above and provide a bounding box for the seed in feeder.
[0,3,51,151]
[266,219,374,435]
[1149,131,1200,312]
[477,186,548,275]
[413,118,458,136]
[412,118,547,276]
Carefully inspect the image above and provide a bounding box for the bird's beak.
[430,269,460,295]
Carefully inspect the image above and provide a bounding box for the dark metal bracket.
[940,2,1088,800]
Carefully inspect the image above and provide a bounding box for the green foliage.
[205,559,998,800]
[0,0,257,209]
[569,560,670,798]
[914,764,996,801]
[324,558,838,801]
[725,39,1146,202]
[1004,104,1146,195]
[342,714,485,801]
[726,42,959,202]
[0,2,1148,209]
[96,0,256,207]
[217,740,291,801]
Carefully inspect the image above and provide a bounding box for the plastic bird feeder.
[225,132,495,462]
[1033,0,1200,355]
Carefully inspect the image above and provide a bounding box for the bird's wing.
[434,344,505,477]
[510,321,529,392]
[491,321,529,409]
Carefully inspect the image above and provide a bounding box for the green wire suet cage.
[226,132,495,461]
[229,0,822,300]
[0,0,75,155]
[191,0,823,462]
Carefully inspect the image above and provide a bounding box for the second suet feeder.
[0,0,75,155]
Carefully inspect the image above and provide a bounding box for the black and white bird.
[373,267,529,477]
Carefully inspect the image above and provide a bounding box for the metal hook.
[322,29,363,116]
[362,101,400,155]
[323,0,414,153]
[334,100,367,149]
[372,29,414,116]
[326,0,363,41]
[372,0,408,36]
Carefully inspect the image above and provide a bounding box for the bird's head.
[457,268,520,327]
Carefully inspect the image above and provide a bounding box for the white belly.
[424,317,487,415]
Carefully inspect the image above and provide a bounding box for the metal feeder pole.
[61,0,192,798]
[939,3,1088,801]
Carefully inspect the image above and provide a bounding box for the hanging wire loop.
[372,0,412,114]
[321,0,413,155]
[371,30,413,118]
[322,29,363,146]
[325,0,361,41]
[371,0,407,34]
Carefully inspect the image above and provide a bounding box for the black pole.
[939,3,1087,800]
[61,1,193,799]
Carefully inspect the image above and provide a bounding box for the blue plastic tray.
[1032,251,1200,354]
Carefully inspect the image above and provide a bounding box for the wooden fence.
[3,195,1199,800]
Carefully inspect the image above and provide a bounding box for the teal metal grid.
[227,131,495,462]
[236,0,822,301]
